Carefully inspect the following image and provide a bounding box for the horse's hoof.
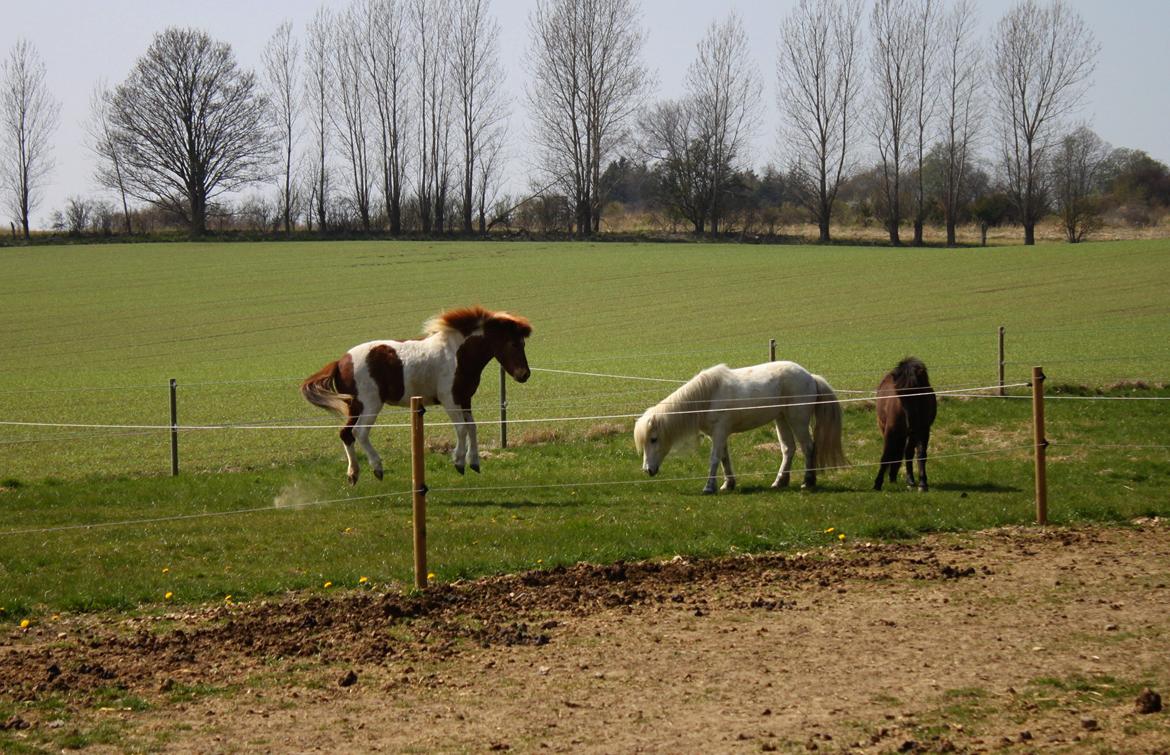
[347,473,358,486]
[454,463,465,475]
[801,482,817,491]
[772,476,790,489]
[701,486,717,495]
[720,483,735,492]
[470,463,481,474]
[873,483,883,491]
[373,468,384,481]
[918,485,928,493]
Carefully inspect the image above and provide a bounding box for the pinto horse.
[635,361,847,494]
[302,306,532,484]
[874,356,937,491]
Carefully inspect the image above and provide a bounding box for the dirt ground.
[3,521,1168,753]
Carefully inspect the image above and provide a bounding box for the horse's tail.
[301,359,353,417]
[812,374,848,471]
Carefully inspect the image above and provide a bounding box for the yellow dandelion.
[51,614,60,621]
[838,533,846,541]
[359,576,369,584]
[426,572,436,581]
[165,592,173,600]
[162,567,170,574]
[323,581,333,589]
[20,619,30,629]
[224,595,233,602]
[536,559,544,564]
[824,527,835,534]
[344,527,353,534]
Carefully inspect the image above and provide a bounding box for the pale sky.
[4,0,1169,229]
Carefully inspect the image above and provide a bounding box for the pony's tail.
[301,360,353,417]
[812,374,848,471]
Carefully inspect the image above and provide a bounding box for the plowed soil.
[3,522,1168,753]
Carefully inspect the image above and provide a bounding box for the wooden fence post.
[998,327,1006,397]
[499,364,508,449]
[769,338,776,362]
[410,396,428,589]
[169,379,179,477]
[1031,366,1048,525]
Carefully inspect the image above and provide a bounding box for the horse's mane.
[636,364,729,451]
[424,306,533,339]
[890,356,931,390]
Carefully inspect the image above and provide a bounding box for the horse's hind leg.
[903,436,917,489]
[771,419,796,488]
[353,400,384,481]
[874,431,901,491]
[340,400,364,485]
[791,412,818,489]
[462,406,481,473]
[915,431,931,492]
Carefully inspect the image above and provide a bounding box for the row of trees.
[1,0,1165,244]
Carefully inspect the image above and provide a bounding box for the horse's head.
[484,313,532,383]
[634,409,670,476]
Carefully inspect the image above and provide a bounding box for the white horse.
[634,361,847,494]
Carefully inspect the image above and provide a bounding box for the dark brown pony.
[302,306,532,484]
[874,357,937,491]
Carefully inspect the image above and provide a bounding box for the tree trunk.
[980,222,988,246]
[913,219,923,245]
[1024,221,1035,246]
[946,218,956,247]
[818,218,831,243]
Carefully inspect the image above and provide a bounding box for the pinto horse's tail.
[301,359,353,417]
[811,374,848,471]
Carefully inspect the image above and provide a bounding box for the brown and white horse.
[302,306,532,484]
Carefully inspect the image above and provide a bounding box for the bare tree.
[359,0,411,235]
[333,7,376,231]
[992,0,1098,245]
[908,0,939,245]
[86,79,132,234]
[264,20,301,234]
[451,0,508,234]
[410,0,456,233]
[305,8,334,232]
[869,0,917,245]
[474,124,507,231]
[1,39,60,239]
[689,12,762,236]
[108,28,273,237]
[777,0,863,243]
[527,0,650,235]
[638,100,711,233]
[1050,125,1108,243]
[937,0,980,246]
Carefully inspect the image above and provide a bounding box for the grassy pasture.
[1,239,1169,618]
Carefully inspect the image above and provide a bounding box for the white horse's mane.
[636,364,730,451]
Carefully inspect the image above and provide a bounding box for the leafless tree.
[86,79,132,234]
[937,0,980,246]
[638,100,710,233]
[474,125,507,231]
[333,7,375,231]
[1,39,60,239]
[688,12,762,236]
[108,28,273,237]
[1050,125,1108,243]
[869,0,917,245]
[305,8,334,232]
[776,0,864,243]
[527,0,650,235]
[908,0,939,245]
[451,0,508,234]
[992,0,1098,245]
[358,0,411,234]
[411,0,456,233]
[264,20,301,234]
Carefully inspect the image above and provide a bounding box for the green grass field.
[1,239,1169,618]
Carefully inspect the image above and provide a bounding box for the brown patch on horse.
[366,344,406,404]
[453,336,495,408]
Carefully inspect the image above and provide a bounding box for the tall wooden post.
[410,396,428,589]
[998,327,1006,396]
[1031,366,1048,525]
[769,339,776,362]
[169,379,179,477]
[499,364,508,449]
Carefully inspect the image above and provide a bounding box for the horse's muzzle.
[513,367,531,383]
[644,465,658,477]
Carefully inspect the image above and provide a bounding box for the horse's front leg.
[703,430,727,495]
[440,401,469,474]
[462,405,481,473]
[915,435,930,492]
[720,447,736,491]
[772,419,796,489]
[903,436,917,489]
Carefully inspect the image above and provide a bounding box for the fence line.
[0,444,1039,539]
[0,383,1028,433]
